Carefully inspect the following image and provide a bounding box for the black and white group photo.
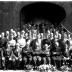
[0,1,72,72]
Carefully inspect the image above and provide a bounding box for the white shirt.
[8,39,16,46]
[17,38,26,48]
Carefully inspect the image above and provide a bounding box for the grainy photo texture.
[0,1,72,72]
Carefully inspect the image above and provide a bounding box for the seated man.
[13,43,22,61]
[41,37,51,53]
[53,41,62,70]
[43,43,51,65]
[30,33,42,53]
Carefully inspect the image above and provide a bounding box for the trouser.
[54,60,61,69]
[46,56,51,64]
[51,57,55,66]
[51,56,62,68]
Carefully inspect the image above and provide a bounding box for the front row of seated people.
[0,28,72,69]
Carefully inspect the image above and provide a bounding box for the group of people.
[0,24,72,70]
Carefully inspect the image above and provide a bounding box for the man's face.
[56,31,58,36]
[68,34,70,39]
[47,30,50,35]
[6,31,9,36]
[1,32,5,38]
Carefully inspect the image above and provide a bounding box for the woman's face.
[56,31,58,36]
[58,34,61,39]
[21,30,25,36]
